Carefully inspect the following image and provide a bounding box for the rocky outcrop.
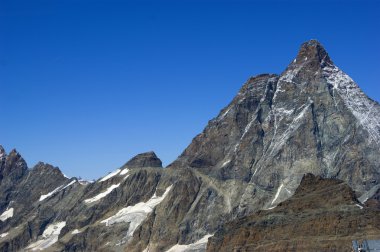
[207,174,380,252]
[122,151,163,169]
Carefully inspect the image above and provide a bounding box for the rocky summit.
[0,40,379,252]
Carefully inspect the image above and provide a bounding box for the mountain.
[0,40,379,251]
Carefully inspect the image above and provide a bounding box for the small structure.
[352,240,380,251]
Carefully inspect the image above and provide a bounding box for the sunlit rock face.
[0,40,379,252]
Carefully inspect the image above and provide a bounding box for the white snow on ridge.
[120,168,129,176]
[165,234,213,252]
[79,179,93,185]
[323,64,380,145]
[0,232,8,238]
[84,183,121,204]
[39,185,64,202]
[0,207,14,221]
[25,221,66,251]
[62,180,76,190]
[100,169,121,182]
[101,185,173,238]
[39,180,77,202]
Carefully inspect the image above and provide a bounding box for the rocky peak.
[0,145,6,159]
[32,162,65,177]
[0,147,27,183]
[5,149,27,170]
[123,151,163,169]
[293,39,332,66]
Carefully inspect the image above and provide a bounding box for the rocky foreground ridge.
[207,174,380,252]
[1,40,380,251]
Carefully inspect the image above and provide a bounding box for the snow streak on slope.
[101,185,173,238]
[84,183,120,203]
[323,64,380,145]
[0,207,14,221]
[120,168,129,176]
[39,180,77,201]
[165,234,213,252]
[99,169,121,182]
[25,221,66,251]
[71,229,81,235]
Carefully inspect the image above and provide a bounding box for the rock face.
[0,40,379,252]
[207,174,380,252]
[171,39,380,215]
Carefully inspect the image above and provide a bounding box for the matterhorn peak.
[294,39,332,66]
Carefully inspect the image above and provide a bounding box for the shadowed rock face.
[207,174,380,252]
[0,40,380,252]
[122,151,163,169]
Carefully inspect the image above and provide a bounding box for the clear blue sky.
[1,0,379,180]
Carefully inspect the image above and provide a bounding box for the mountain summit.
[293,39,332,66]
[1,40,379,252]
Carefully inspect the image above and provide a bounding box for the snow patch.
[101,185,173,238]
[84,183,120,204]
[39,185,64,202]
[39,180,76,202]
[0,232,8,238]
[120,168,129,176]
[79,179,93,185]
[165,234,213,252]
[63,173,70,179]
[25,221,66,251]
[271,183,284,205]
[62,180,76,190]
[71,229,81,235]
[355,204,363,210]
[99,169,121,182]
[221,159,231,167]
[0,207,14,221]
[270,182,292,207]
